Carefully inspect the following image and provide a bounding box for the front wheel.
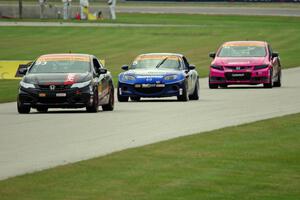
[102,87,114,111]
[117,88,129,102]
[209,79,218,89]
[263,69,273,88]
[189,79,199,100]
[177,81,189,102]
[273,71,281,87]
[86,89,99,113]
[17,102,30,114]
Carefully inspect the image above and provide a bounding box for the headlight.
[123,75,136,81]
[211,65,223,71]
[71,80,91,88]
[20,81,35,89]
[164,75,178,81]
[254,65,269,70]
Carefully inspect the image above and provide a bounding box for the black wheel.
[102,87,114,111]
[86,88,99,113]
[189,79,199,100]
[263,69,273,88]
[209,79,218,89]
[177,81,189,102]
[273,71,281,87]
[117,88,129,102]
[36,106,48,113]
[17,102,30,114]
[219,84,228,88]
[130,96,141,102]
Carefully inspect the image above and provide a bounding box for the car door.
[182,56,195,93]
[268,45,279,79]
[92,57,109,102]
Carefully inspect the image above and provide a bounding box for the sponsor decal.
[223,42,265,47]
[64,73,76,85]
[37,55,90,62]
[135,55,180,61]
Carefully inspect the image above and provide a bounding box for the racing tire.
[189,79,199,100]
[17,103,30,114]
[177,81,189,102]
[130,96,141,102]
[263,69,273,89]
[273,71,282,87]
[86,88,99,113]
[117,89,129,102]
[102,87,114,111]
[36,107,48,113]
[209,79,218,89]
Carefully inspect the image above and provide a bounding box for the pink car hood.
[213,57,268,66]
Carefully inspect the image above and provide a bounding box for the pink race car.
[208,41,282,89]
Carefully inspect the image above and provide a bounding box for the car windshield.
[218,45,267,57]
[29,60,91,74]
[131,56,181,70]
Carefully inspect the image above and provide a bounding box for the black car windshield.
[131,56,181,70]
[29,60,91,74]
[218,46,267,57]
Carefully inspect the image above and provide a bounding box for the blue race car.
[118,53,199,102]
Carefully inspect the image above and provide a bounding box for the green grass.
[0,113,299,200]
[1,13,300,102]
[0,80,20,103]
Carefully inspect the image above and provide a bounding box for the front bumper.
[118,81,185,98]
[18,86,93,108]
[209,68,270,85]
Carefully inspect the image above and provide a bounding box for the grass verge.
[0,13,300,102]
[0,113,299,199]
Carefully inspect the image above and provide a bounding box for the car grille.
[38,97,68,104]
[225,72,251,81]
[135,87,164,94]
[225,66,252,70]
[38,85,71,91]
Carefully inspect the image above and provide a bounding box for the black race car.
[17,54,114,113]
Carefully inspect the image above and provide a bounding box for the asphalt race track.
[1,67,300,180]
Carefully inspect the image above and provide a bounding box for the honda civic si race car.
[208,41,282,89]
[118,53,199,102]
[17,54,114,113]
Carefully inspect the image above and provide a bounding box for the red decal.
[64,73,76,85]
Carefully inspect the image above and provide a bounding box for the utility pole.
[18,0,23,19]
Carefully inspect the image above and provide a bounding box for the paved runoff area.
[1,67,300,180]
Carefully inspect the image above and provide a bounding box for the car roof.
[222,41,267,47]
[138,53,184,58]
[38,53,92,58]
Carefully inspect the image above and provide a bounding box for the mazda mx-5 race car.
[208,41,282,89]
[17,54,114,113]
[117,53,199,102]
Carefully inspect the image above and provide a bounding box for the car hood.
[213,57,268,66]
[23,72,92,85]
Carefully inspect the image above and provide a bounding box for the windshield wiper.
[155,57,168,69]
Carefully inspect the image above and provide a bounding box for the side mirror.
[18,67,28,75]
[16,61,32,77]
[209,52,216,58]
[122,65,129,71]
[189,64,196,70]
[97,68,107,74]
[272,52,279,58]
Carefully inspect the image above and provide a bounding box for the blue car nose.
[135,76,164,84]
